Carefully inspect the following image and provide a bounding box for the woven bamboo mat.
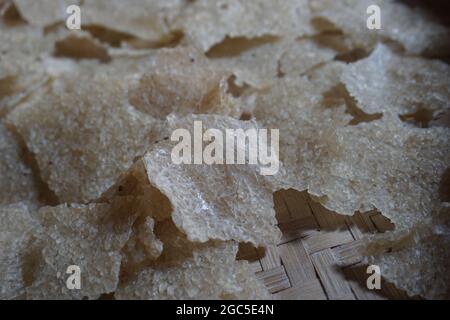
[238,189,417,300]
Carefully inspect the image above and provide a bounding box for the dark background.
[400,0,450,26]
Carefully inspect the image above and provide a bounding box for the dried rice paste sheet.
[253,72,351,190]
[120,216,164,278]
[116,239,270,300]
[207,36,337,89]
[206,36,287,89]
[82,0,185,43]
[6,64,166,203]
[0,26,54,117]
[176,0,314,52]
[26,200,138,299]
[0,121,39,205]
[129,47,240,119]
[279,37,338,77]
[13,0,79,27]
[127,114,282,246]
[0,202,42,299]
[342,44,450,119]
[254,75,450,230]
[311,0,450,55]
[366,203,450,299]
[310,117,449,227]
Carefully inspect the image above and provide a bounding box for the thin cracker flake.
[342,44,450,118]
[177,0,313,52]
[366,203,450,299]
[254,75,449,231]
[116,241,269,300]
[13,0,79,27]
[138,114,282,246]
[0,26,53,117]
[0,202,42,299]
[82,0,184,43]
[311,0,450,55]
[129,46,240,119]
[6,65,166,203]
[26,199,138,299]
[0,121,38,205]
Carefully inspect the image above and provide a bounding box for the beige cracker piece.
[82,0,184,43]
[342,43,450,118]
[0,121,39,205]
[0,25,54,117]
[13,0,79,27]
[26,199,138,299]
[0,202,42,299]
[311,0,450,55]
[366,203,450,299]
[129,46,240,119]
[254,75,450,230]
[176,0,314,52]
[132,114,282,246]
[207,36,336,89]
[117,219,266,299]
[6,62,165,203]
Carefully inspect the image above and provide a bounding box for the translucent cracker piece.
[0,26,53,117]
[13,0,79,27]
[254,75,450,230]
[366,203,450,299]
[129,47,240,119]
[0,122,38,205]
[82,0,184,43]
[6,66,165,203]
[120,216,164,278]
[176,0,313,52]
[26,199,138,299]
[342,44,450,118]
[311,116,450,228]
[254,75,352,193]
[116,241,269,300]
[207,36,336,89]
[0,203,42,299]
[206,36,287,89]
[138,114,281,246]
[279,37,337,77]
[311,0,450,55]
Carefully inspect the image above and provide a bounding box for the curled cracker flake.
[255,75,449,231]
[116,241,269,300]
[177,0,313,52]
[366,203,450,299]
[0,26,54,117]
[254,75,351,192]
[129,47,240,119]
[120,216,164,278]
[310,116,450,228]
[279,38,337,77]
[27,199,138,299]
[82,0,184,43]
[6,65,166,203]
[311,0,450,55]
[342,44,450,119]
[138,114,281,246]
[207,36,286,89]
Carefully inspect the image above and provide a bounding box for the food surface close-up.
[0,0,449,300]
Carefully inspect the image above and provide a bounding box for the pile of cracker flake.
[0,0,449,300]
